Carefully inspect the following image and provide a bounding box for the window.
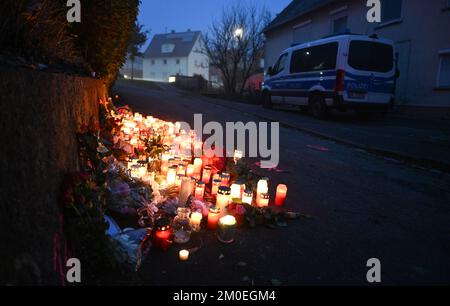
[438,53,450,88]
[176,59,180,64]
[272,53,289,75]
[381,0,402,22]
[290,42,338,73]
[163,59,167,65]
[332,16,348,34]
[161,43,175,53]
[348,41,393,73]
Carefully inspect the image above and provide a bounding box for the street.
[112,81,450,286]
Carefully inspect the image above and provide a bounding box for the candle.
[217,215,237,244]
[190,212,203,232]
[177,164,186,175]
[152,217,173,251]
[193,158,203,178]
[189,176,197,195]
[207,206,221,230]
[256,177,269,203]
[176,174,186,187]
[211,179,222,195]
[194,181,205,200]
[166,165,178,185]
[202,165,212,184]
[230,183,242,200]
[178,177,192,206]
[216,186,231,215]
[220,172,230,186]
[179,249,189,261]
[275,184,288,206]
[257,192,270,207]
[186,164,195,177]
[241,189,253,205]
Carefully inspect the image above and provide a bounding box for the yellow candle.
[179,249,189,261]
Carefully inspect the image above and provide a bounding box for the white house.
[143,30,209,82]
[264,0,450,109]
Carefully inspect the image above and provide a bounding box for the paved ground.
[112,81,450,286]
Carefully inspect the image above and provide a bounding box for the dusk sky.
[137,0,292,51]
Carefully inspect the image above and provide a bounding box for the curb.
[198,95,450,174]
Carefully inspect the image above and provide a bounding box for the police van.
[261,34,397,118]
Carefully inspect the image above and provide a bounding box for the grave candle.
[190,212,203,232]
[230,183,242,200]
[207,206,221,230]
[216,186,231,215]
[217,215,236,244]
[275,184,288,206]
[211,179,222,195]
[202,165,212,184]
[179,249,189,261]
[257,192,270,208]
[241,189,253,205]
[194,181,205,200]
[166,165,178,185]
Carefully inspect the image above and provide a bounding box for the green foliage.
[127,21,149,58]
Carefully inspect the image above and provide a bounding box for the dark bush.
[0,0,139,86]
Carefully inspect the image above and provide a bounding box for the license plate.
[348,91,367,99]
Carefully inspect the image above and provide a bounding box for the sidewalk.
[197,95,450,173]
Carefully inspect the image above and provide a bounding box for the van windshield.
[348,40,393,73]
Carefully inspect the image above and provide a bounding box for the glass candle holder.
[275,184,288,206]
[202,165,212,184]
[217,215,237,244]
[172,208,192,244]
[166,165,178,185]
[211,179,222,195]
[241,189,253,205]
[195,181,205,200]
[190,211,203,232]
[216,186,231,215]
[220,172,230,186]
[257,192,270,207]
[152,217,173,251]
[207,205,221,230]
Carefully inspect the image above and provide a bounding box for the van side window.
[290,42,338,73]
[272,53,288,75]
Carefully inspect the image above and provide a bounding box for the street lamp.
[234,27,244,39]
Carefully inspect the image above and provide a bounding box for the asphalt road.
[112,81,450,286]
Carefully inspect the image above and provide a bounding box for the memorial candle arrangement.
[207,206,221,230]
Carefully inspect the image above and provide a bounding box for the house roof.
[143,31,201,58]
[264,0,336,33]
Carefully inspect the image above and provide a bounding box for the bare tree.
[203,3,271,96]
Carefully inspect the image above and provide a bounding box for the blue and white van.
[261,34,397,118]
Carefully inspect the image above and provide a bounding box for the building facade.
[120,56,143,79]
[264,0,450,107]
[143,30,209,82]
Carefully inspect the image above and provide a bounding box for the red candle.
[275,184,288,206]
[207,206,221,230]
[151,218,173,251]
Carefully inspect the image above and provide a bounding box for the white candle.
[190,212,203,232]
[257,192,270,207]
[230,183,242,200]
[202,166,212,184]
[195,181,205,200]
[166,165,177,185]
[186,164,195,177]
[242,189,253,205]
[256,178,269,203]
[217,215,236,244]
[179,249,189,261]
[216,186,231,215]
[193,158,203,177]
[178,177,192,206]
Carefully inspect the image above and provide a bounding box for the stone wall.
[0,66,107,285]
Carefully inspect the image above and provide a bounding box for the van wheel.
[309,95,328,119]
[262,92,273,109]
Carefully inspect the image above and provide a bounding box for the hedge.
[0,0,139,86]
